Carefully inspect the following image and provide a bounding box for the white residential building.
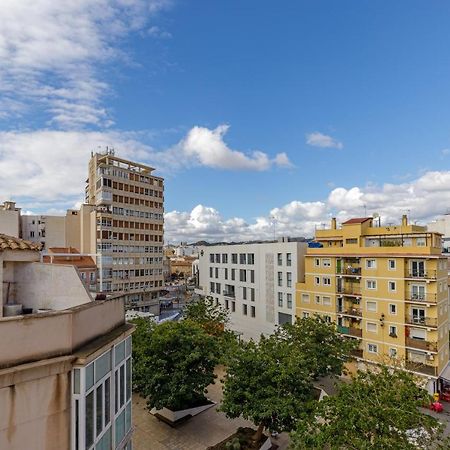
[428,214,450,252]
[196,239,307,340]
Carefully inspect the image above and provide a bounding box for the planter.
[151,399,215,425]
[207,427,275,450]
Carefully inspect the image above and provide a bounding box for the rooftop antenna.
[363,204,367,216]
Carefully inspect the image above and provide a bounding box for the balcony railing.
[405,337,437,352]
[351,348,363,358]
[337,267,361,276]
[337,325,363,338]
[405,316,438,327]
[339,308,362,317]
[405,361,437,377]
[337,286,361,296]
[405,269,437,280]
[223,291,236,298]
[405,293,437,303]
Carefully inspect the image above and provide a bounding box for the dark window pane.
[126,359,131,401]
[120,365,125,407]
[85,391,94,449]
[96,384,103,436]
[115,369,119,414]
[105,378,111,426]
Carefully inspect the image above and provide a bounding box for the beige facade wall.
[65,209,81,250]
[0,209,20,237]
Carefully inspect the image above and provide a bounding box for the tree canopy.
[184,296,229,336]
[290,367,448,450]
[220,317,354,440]
[132,318,218,411]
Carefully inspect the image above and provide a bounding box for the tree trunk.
[253,423,265,442]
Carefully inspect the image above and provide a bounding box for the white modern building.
[428,214,450,252]
[196,238,307,340]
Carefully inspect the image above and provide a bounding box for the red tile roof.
[342,217,372,225]
[0,234,41,251]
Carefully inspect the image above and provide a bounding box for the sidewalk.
[132,366,290,450]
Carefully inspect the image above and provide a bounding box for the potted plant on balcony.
[132,319,219,424]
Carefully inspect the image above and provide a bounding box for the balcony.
[351,348,363,358]
[405,316,438,328]
[223,291,236,299]
[337,286,361,297]
[337,267,361,276]
[337,325,362,338]
[405,361,437,377]
[338,308,362,318]
[405,269,437,280]
[405,293,437,303]
[405,337,437,352]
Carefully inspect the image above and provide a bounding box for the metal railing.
[405,337,437,352]
[337,267,361,276]
[405,316,438,327]
[337,286,362,296]
[339,309,362,317]
[405,269,437,280]
[405,293,437,303]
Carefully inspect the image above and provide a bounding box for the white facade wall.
[197,241,307,340]
[21,215,66,248]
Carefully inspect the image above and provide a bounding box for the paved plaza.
[132,366,290,450]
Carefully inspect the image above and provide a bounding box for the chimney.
[331,217,337,230]
[402,215,408,226]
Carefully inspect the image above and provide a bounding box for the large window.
[72,337,132,450]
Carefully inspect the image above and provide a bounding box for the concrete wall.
[0,210,20,237]
[0,359,72,450]
[14,262,92,311]
[65,209,81,250]
[45,217,66,248]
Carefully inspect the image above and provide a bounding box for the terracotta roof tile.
[342,217,372,225]
[0,234,41,251]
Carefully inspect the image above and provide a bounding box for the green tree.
[220,317,356,442]
[184,296,229,336]
[132,319,219,411]
[290,367,448,450]
[280,316,358,379]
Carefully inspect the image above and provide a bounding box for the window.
[302,312,310,318]
[231,269,236,281]
[224,268,228,280]
[243,287,247,300]
[251,306,256,318]
[222,254,228,264]
[210,282,215,293]
[366,301,377,312]
[389,348,397,358]
[322,277,331,286]
[215,267,219,278]
[314,276,320,286]
[287,293,293,309]
[417,237,426,247]
[216,283,221,294]
[225,300,229,310]
[287,272,292,287]
[388,259,396,270]
[232,253,238,264]
[346,238,358,244]
[30,231,35,237]
[278,292,283,307]
[388,281,396,292]
[286,253,292,266]
[215,254,220,263]
[240,269,247,282]
[302,293,310,303]
[366,259,376,269]
[322,258,331,268]
[250,288,255,302]
[209,254,214,263]
[232,301,235,312]
[277,253,283,265]
[367,343,378,353]
[278,272,283,287]
[322,296,331,306]
[243,304,248,315]
[239,253,247,264]
[367,322,377,333]
[315,295,321,304]
[314,258,320,267]
[389,325,397,337]
[389,304,397,315]
[248,253,255,265]
[366,280,377,290]
[250,270,255,283]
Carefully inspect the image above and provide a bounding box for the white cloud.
[164,170,450,242]
[0,125,291,207]
[178,125,292,171]
[306,132,343,149]
[0,0,170,127]
[148,25,172,39]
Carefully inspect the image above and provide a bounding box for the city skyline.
[2,1,450,242]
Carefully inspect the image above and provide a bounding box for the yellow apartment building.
[297,215,450,393]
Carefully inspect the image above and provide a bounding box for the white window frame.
[322,258,331,268]
[314,276,320,286]
[302,294,310,304]
[322,296,331,306]
[388,281,396,292]
[389,304,397,315]
[367,343,378,354]
[366,322,377,333]
[366,259,376,269]
[366,280,377,290]
[366,301,377,312]
[323,277,331,286]
[388,259,396,270]
[314,258,320,267]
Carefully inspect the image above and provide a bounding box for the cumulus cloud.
[178,125,292,171]
[0,125,291,207]
[306,132,343,149]
[164,171,450,242]
[0,0,170,127]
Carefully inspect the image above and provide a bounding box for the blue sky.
[1,1,450,241]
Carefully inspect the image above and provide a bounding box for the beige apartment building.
[84,150,165,312]
[0,201,21,237]
[0,234,133,450]
[297,216,450,393]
